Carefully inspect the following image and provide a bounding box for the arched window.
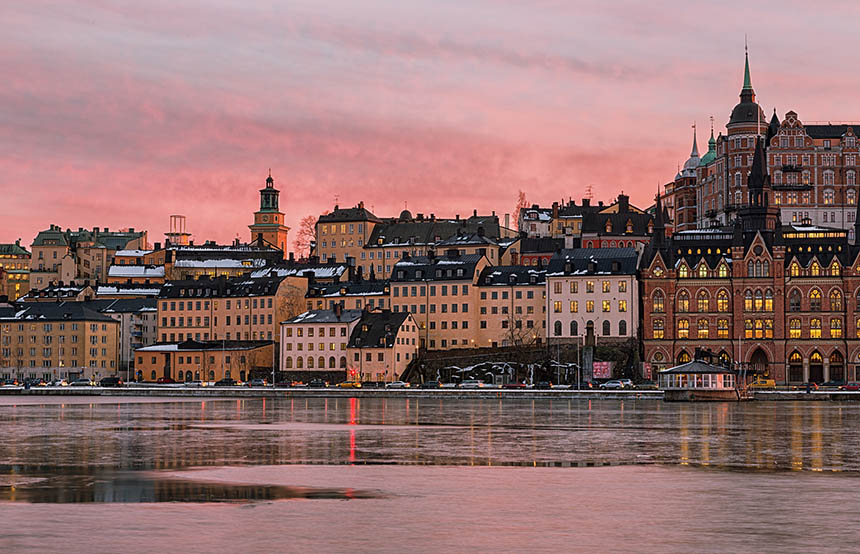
[570,320,578,336]
[679,265,689,279]
[329,356,336,368]
[789,289,802,312]
[718,264,728,278]
[719,351,731,365]
[810,262,821,276]
[307,356,314,369]
[811,351,823,364]
[653,319,664,338]
[209,370,215,380]
[831,318,843,338]
[790,262,800,277]
[653,290,665,313]
[340,356,347,369]
[178,370,184,382]
[697,290,709,312]
[764,290,773,311]
[239,370,246,382]
[698,264,708,278]
[677,319,689,339]
[755,260,763,277]
[830,261,841,276]
[285,356,293,369]
[747,260,754,277]
[602,320,611,336]
[297,356,304,369]
[717,318,729,338]
[744,319,753,338]
[810,318,822,339]
[697,318,709,338]
[810,289,822,311]
[762,260,769,277]
[754,290,763,311]
[319,356,325,369]
[830,289,843,311]
[744,290,753,311]
[619,320,627,336]
[849,183,857,198]
[717,290,729,312]
[678,351,691,364]
[789,351,803,382]
[754,319,764,339]
[553,321,562,336]
[151,370,156,381]
[677,290,690,312]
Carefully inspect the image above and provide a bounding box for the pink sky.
[4,0,860,251]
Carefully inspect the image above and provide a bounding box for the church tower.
[249,171,290,255]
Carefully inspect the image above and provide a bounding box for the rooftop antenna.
[710,115,715,134]
[585,184,593,201]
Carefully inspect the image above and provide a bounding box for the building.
[134,339,273,382]
[305,279,391,312]
[315,202,382,267]
[106,264,166,285]
[579,195,653,249]
[475,266,546,347]
[389,251,490,350]
[156,275,303,344]
[0,240,30,300]
[167,243,284,280]
[29,225,148,289]
[248,172,290,253]
[513,237,564,267]
[666,126,703,232]
[347,310,419,382]
[546,248,641,344]
[279,307,363,374]
[99,298,158,380]
[642,138,860,384]
[0,302,120,381]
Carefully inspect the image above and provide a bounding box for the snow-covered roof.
[114,249,153,257]
[252,265,347,279]
[174,259,267,269]
[97,286,161,296]
[108,265,165,278]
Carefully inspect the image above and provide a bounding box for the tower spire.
[743,36,752,91]
[690,123,699,157]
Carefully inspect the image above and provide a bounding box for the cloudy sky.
[4,0,860,249]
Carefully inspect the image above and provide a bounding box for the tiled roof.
[390,253,484,282]
[283,309,363,324]
[477,266,546,286]
[159,276,286,299]
[547,248,640,275]
[348,310,411,348]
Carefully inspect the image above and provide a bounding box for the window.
[810,318,822,339]
[553,321,562,336]
[677,319,689,339]
[586,281,594,293]
[697,318,709,339]
[553,301,562,313]
[678,265,689,279]
[831,318,843,338]
[570,301,578,313]
[744,319,753,339]
[619,320,627,336]
[810,289,822,311]
[698,264,708,278]
[789,289,801,312]
[653,291,665,313]
[570,321,578,336]
[586,301,594,312]
[717,319,729,339]
[718,264,728,278]
[653,319,664,339]
[754,290,763,311]
[602,300,610,312]
[602,320,610,336]
[789,318,801,339]
[744,290,753,311]
[602,281,610,293]
[830,289,843,311]
[677,290,689,312]
[764,290,773,312]
[618,281,627,293]
[618,300,627,312]
[697,291,709,312]
[717,290,729,312]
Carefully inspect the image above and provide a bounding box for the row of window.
[160,298,273,311]
[319,223,365,235]
[553,300,627,313]
[655,317,855,340]
[284,356,348,369]
[159,331,273,342]
[552,320,627,337]
[393,284,469,297]
[552,280,628,294]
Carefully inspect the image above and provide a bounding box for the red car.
[502,382,526,389]
[156,376,176,384]
[842,383,860,391]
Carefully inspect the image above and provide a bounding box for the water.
[1,396,859,552]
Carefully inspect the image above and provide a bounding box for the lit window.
[677,319,689,339]
[810,318,822,339]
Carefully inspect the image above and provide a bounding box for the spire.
[266,169,274,188]
[653,188,665,247]
[742,44,753,92]
[748,137,769,192]
[690,123,699,157]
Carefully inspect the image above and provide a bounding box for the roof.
[173,258,268,269]
[804,124,857,139]
[136,339,272,352]
[435,233,499,247]
[390,253,485,281]
[659,360,735,375]
[107,265,165,278]
[307,280,389,298]
[159,276,285,299]
[250,263,347,280]
[317,205,382,224]
[114,249,153,257]
[366,217,502,249]
[348,310,411,348]
[547,248,640,275]
[283,309,363,324]
[1,302,117,323]
[0,242,30,256]
[97,284,162,297]
[519,237,563,254]
[581,210,652,236]
[477,266,546,286]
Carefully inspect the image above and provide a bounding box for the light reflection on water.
[2,397,860,552]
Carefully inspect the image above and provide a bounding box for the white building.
[280,307,362,373]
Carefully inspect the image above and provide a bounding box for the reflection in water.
[0,472,382,503]
[2,398,860,474]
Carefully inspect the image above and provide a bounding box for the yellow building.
[248,173,290,254]
[0,240,31,300]
[134,340,273,382]
[389,251,490,350]
[316,202,382,266]
[347,310,419,382]
[0,302,120,381]
[475,266,547,347]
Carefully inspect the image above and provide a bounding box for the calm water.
[1,396,859,552]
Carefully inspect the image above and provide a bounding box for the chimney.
[189,240,194,246]
[154,242,161,250]
[348,264,356,282]
[473,209,478,217]
[618,194,629,213]
[598,201,604,207]
[511,251,519,265]
[333,302,343,319]
[104,227,109,232]
[552,202,559,219]
[129,227,134,233]
[356,266,364,282]
[94,227,100,233]
[582,198,590,207]
[303,270,316,287]
[288,252,295,262]
[358,201,364,210]
[504,213,510,229]
[427,249,436,261]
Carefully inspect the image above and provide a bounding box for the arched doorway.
[830,352,844,383]
[750,348,769,377]
[809,351,824,383]
[788,351,803,383]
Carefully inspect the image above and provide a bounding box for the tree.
[293,215,317,261]
[515,190,529,232]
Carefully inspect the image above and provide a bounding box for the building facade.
[248,173,290,253]
[0,240,30,300]
[279,307,362,373]
[135,340,273,382]
[347,310,419,382]
[475,266,546,347]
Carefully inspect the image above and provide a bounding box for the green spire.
[742,50,752,91]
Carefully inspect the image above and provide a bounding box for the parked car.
[385,381,409,389]
[821,380,845,389]
[337,381,362,388]
[155,376,176,385]
[247,379,268,387]
[214,378,237,386]
[440,382,458,388]
[502,382,526,389]
[3,378,19,386]
[419,380,441,389]
[748,378,776,389]
[842,382,860,391]
[599,380,625,390]
[49,379,68,387]
[70,378,94,387]
[184,380,205,387]
[99,376,123,387]
[458,380,484,389]
[273,381,293,388]
[619,379,634,389]
[636,380,658,390]
[535,381,553,390]
[308,379,327,388]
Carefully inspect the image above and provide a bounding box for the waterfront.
[3,396,860,552]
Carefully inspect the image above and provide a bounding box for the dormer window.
[625,220,633,234]
[605,220,612,233]
[435,269,442,278]
[397,270,405,279]
[456,269,464,277]
[415,270,423,279]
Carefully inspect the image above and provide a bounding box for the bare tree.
[515,190,529,232]
[293,215,317,261]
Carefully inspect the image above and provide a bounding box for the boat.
[658,356,741,402]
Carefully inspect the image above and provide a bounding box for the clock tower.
[249,171,290,256]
